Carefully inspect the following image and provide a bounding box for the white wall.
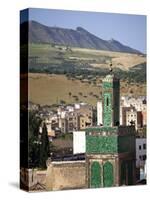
[97,102,102,125]
[73,131,85,154]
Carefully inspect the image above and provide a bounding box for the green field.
[27,43,146,71]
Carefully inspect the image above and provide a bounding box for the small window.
[139,145,141,150]
[106,97,109,106]
[143,155,146,160]
[32,173,34,182]
[143,143,146,149]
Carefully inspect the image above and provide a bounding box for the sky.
[21,8,146,53]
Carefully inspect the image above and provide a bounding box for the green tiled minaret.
[102,74,120,127]
[85,71,136,188]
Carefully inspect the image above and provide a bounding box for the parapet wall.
[46,161,86,191]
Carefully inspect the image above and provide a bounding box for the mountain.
[20,20,141,54]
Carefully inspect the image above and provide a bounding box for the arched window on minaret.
[106,97,109,106]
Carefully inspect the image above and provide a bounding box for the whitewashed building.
[73,131,85,154]
[97,101,102,126]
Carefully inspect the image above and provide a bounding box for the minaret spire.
[109,62,113,73]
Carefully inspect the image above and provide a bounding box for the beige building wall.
[79,115,92,130]
[126,109,137,129]
[46,161,86,191]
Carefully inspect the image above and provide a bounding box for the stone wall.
[36,170,47,185]
[46,161,86,191]
[20,168,47,190]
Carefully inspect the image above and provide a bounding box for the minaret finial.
[109,62,113,73]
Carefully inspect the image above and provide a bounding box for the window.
[139,145,141,150]
[143,155,146,160]
[143,143,146,149]
[106,97,109,106]
[32,172,34,182]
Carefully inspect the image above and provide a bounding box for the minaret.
[85,65,136,188]
[102,65,120,126]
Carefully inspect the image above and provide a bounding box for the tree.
[68,92,72,97]
[39,123,50,169]
[28,112,50,169]
[60,100,66,105]
[28,111,42,168]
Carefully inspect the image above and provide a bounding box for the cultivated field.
[28,44,146,70]
[72,47,146,70]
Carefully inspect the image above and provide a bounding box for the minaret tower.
[85,66,136,188]
[102,70,120,127]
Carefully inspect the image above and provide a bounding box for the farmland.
[28,43,146,71]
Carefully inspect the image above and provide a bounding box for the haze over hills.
[21,20,141,54]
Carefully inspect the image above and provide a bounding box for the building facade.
[125,108,143,130]
[58,103,93,133]
[120,96,147,128]
[136,138,146,168]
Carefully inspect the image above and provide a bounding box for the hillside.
[25,43,146,84]
[20,20,141,54]
[28,73,146,106]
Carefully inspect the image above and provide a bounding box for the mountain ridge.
[20,20,141,54]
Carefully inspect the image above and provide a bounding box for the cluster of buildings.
[120,96,147,177]
[45,73,141,190]
[120,96,146,131]
[97,96,146,132]
[39,103,93,141]
[35,79,146,183]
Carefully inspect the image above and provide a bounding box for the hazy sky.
[21,8,146,53]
